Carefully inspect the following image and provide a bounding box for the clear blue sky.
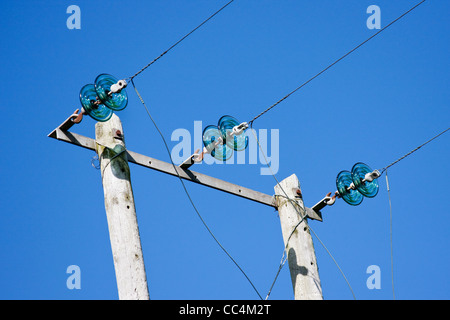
[0,0,448,300]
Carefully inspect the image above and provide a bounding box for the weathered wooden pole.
[274,174,323,300]
[95,114,149,300]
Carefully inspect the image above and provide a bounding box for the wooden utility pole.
[274,174,323,300]
[95,114,149,300]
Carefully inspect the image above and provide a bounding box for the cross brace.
[48,115,323,221]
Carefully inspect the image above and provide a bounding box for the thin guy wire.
[308,225,356,300]
[265,249,287,300]
[282,197,356,300]
[249,124,355,300]
[248,125,321,298]
[373,127,450,300]
[267,125,448,298]
[130,79,263,300]
[128,0,235,81]
[385,169,395,300]
[248,0,426,126]
[381,127,450,173]
[380,125,450,299]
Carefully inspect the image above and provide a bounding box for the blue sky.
[0,0,448,300]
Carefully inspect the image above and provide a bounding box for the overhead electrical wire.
[124,0,265,299]
[127,0,235,82]
[93,0,439,300]
[380,127,450,174]
[129,0,437,300]
[131,80,263,300]
[245,2,436,298]
[247,0,427,126]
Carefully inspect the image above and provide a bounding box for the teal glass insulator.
[336,170,363,206]
[202,125,233,161]
[94,74,128,111]
[351,162,379,198]
[79,84,113,122]
[218,115,248,152]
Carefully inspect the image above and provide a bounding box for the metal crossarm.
[48,120,276,208]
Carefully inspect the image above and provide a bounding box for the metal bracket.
[306,192,338,222]
[311,193,335,212]
[305,207,323,222]
[179,148,204,170]
[48,111,80,138]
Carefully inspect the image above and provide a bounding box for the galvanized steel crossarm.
[48,124,276,208]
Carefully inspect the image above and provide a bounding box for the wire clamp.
[363,169,381,183]
[109,79,128,94]
[231,122,248,136]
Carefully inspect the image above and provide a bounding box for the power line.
[130,79,263,300]
[380,127,450,173]
[61,0,443,300]
[122,0,437,300]
[128,0,235,81]
[247,0,427,126]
